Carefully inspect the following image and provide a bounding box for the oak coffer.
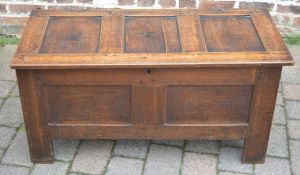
[11,9,294,164]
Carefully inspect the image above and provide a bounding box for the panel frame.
[12,9,294,69]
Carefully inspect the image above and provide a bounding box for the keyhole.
[147,68,151,75]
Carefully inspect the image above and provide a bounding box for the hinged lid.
[11,9,294,69]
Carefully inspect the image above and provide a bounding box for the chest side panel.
[200,15,265,52]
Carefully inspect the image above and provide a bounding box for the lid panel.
[124,16,181,53]
[201,15,265,52]
[39,16,102,54]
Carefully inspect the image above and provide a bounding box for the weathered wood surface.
[12,9,293,69]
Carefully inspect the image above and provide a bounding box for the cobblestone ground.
[0,45,299,175]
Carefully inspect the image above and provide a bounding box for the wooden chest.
[11,9,294,164]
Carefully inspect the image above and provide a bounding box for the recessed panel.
[201,16,265,52]
[44,85,131,125]
[166,85,253,124]
[124,16,181,53]
[40,17,101,53]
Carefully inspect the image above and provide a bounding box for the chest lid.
[11,9,294,69]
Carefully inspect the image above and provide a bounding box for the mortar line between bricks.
[67,139,82,174]
[100,140,116,175]
[219,170,253,175]
[289,138,300,141]
[281,80,294,175]
[0,124,31,170]
[287,118,300,121]
[178,140,186,175]
[0,162,31,169]
[151,142,184,149]
[111,154,145,161]
[141,140,151,175]
[184,149,219,156]
[282,82,300,85]
[273,123,287,126]
[0,123,20,165]
[285,99,300,103]
[216,141,221,175]
[0,81,16,99]
[0,79,17,83]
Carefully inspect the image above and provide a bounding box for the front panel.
[37,68,255,139]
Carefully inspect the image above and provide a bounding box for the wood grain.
[177,15,207,52]
[17,17,48,54]
[201,15,265,52]
[39,17,101,53]
[100,15,123,53]
[242,67,282,163]
[166,85,253,125]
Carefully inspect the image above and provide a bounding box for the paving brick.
[9,4,44,13]
[10,85,19,97]
[287,45,300,61]
[273,105,286,125]
[31,161,69,175]
[240,2,274,10]
[1,131,33,167]
[0,45,17,64]
[106,156,143,175]
[283,84,300,101]
[0,126,16,148]
[179,0,196,8]
[0,4,6,13]
[0,97,23,127]
[287,120,300,139]
[53,139,79,161]
[113,140,149,159]
[144,144,182,175]
[118,0,135,5]
[77,0,93,3]
[281,67,300,84]
[0,165,30,175]
[290,140,300,175]
[137,0,155,7]
[159,0,176,8]
[221,140,244,148]
[199,1,234,11]
[182,152,217,175]
[153,140,184,147]
[0,64,17,81]
[267,125,289,158]
[218,146,253,174]
[0,149,4,158]
[285,101,300,119]
[185,140,219,154]
[0,81,15,98]
[255,157,291,175]
[276,92,284,106]
[71,140,113,174]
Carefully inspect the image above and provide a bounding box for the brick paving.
[0,44,299,175]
